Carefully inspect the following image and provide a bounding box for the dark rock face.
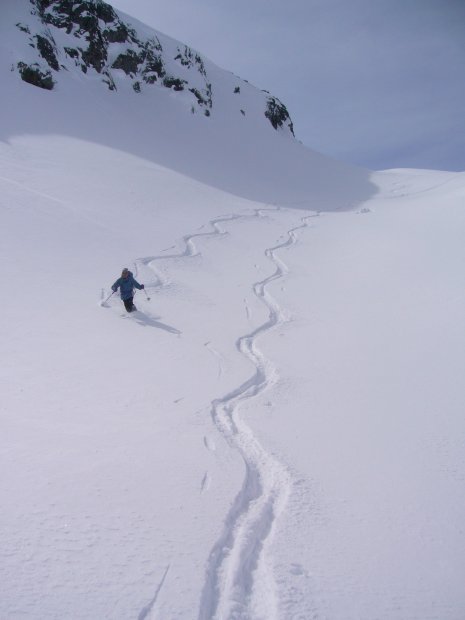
[102,69,116,91]
[17,61,54,89]
[37,0,117,31]
[31,0,130,76]
[81,36,107,73]
[24,0,171,88]
[35,34,59,70]
[189,83,212,112]
[163,76,187,91]
[112,50,141,76]
[265,97,295,136]
[142,55,165,83]
[16,23,31,34]
[174,46,206,77]
[64,46,78,59]
[104,23,129,44]
[12,0,296,135]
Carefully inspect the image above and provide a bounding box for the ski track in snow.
[204,436,216,452]
[197,212,317,620]
[200,471,211,494]
[204,341,225,379]
[137,564,170,620]
[129,207,317,618]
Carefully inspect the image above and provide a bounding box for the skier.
[111,268,144,312]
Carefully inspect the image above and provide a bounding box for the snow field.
[1,8,464,614]
[240,173,465,619]
[0,132,322,618]
[99,207,320,619]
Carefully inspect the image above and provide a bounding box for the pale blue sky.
[111,0,465,171]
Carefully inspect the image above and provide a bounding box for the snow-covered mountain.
[11,0,294,135]
[1,2,465,620]
[1,0,376,209]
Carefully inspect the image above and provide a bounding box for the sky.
[110,0,465,172]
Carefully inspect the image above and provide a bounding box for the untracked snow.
[1,2,465,619]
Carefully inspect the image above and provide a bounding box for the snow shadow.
[130,311,181,335]
[0,77,378,212]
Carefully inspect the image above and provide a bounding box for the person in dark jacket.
[112,268,144,312]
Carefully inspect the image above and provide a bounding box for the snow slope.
[1,2,465,619]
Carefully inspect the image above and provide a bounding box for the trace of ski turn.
[131,208,316,618]
[197,212,317,620]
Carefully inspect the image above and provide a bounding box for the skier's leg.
[123,297,134,312]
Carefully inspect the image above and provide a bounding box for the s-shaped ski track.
[134,213,245,288]
[134,208,316,618]
[197,212,317,620]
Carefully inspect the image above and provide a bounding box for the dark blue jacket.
[112,271,143,300]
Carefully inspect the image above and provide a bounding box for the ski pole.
[101,290,115,305]
[144,288,151,301]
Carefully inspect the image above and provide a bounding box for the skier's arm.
[133,278,144,290]
[111,278,121,292]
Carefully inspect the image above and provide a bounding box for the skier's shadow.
[132,311,181,335]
